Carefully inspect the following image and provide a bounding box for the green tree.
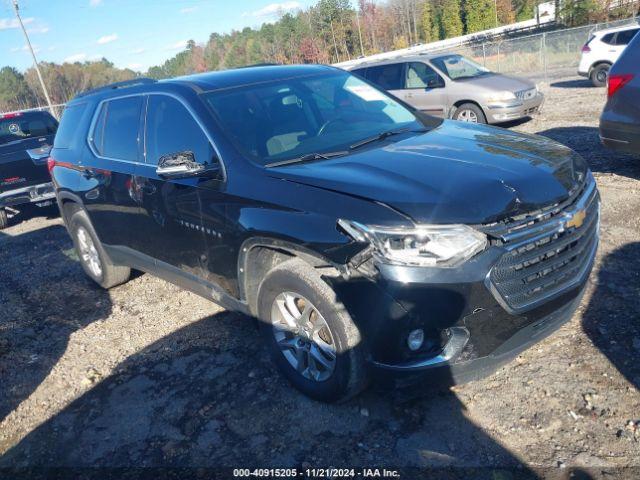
[0,66,35,112]
[441,0,464,37]
[464,0,496,32]
[421,1,433,42]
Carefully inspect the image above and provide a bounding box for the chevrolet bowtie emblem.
[566,209,586,229]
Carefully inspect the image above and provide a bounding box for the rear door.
[401,61,448,117]
[612,28,640,62]
[81,95,144,249]
[0,111,57,195]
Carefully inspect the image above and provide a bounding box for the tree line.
[1,0,637,113]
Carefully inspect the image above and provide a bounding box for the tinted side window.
[55,104,86,149]
[406,62,444,88]
[351,68,367,79]
[365,64,404,90]
[601,33,616,45]
[615,28,639,45]
[93,96,142,161]
[145,95,215,167]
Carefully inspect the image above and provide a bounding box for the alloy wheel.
[271,292,337,382]
[76,226,102,278]
[457,109,479,123]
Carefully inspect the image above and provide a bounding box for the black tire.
[590,63,610,87]
[257,258,368,402]
[453,102,487,124]
[0,208,7,230]
[68,210,130,289]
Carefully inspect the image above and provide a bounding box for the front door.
[401,62,448,117]
[132,94,222,281]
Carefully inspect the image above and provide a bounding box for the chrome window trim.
[86,91,227,180]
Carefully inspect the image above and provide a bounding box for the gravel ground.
[1,77,639,478]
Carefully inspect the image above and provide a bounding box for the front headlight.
[338,220,487,268]
[487,91,517,103]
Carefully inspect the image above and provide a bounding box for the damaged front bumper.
[0,182,56,208]
[334,178,599,387]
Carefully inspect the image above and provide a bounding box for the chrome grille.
[515,88,537,101]
[486,178,599,313]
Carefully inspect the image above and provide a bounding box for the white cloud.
[11,44,40,54]
[129,47,146,55]
[243,1,301,18]
[166,39,187,51]
[127,63,143,71]
[180,6,197,14]
[64,53,87,63]
[28,26,50,34]
[89,0,103,6]
[97,33,118,45]
[0,17,34,30]
[89,53,104,61]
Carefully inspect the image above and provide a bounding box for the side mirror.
[427,78,444,89]
[156,151,205,179]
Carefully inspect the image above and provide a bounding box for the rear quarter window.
[54,104,88,149]
[601,33,616,45]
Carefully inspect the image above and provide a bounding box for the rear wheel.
[590,63,610,87]
[69,210,130,289]
[257,258,368,402]
[453,103,487,124]
[0,208,7,230]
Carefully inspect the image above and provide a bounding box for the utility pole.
[12,0,55,117]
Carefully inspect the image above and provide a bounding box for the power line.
[12,0,56,117]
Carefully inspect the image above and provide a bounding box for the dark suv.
[50,65,599,402]
[0,110,58,229]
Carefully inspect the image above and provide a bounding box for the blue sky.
[0,0,317,72]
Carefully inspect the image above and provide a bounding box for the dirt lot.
[1,77,639,478]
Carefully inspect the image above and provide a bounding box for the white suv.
[578,24,639,87]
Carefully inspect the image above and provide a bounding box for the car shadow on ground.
[549,79,594,89]
[536,126,640,179]
[0,307,545,478]
[582,242,640,391]
[0,224,113,425]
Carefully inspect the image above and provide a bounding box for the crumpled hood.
[455,73,535,92]
[267,121,588,225]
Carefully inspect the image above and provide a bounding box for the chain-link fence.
[431,16,639,83]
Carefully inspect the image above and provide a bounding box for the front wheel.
[590,63,610,87]
[0,208,8,230]
[69,210,131,289]
[453,103,487,124]
[257,258,368,402]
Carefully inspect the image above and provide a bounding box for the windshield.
[431,54,490,80]
[0,112,58,146]
[204,70,426,166]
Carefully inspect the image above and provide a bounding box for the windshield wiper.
[349,127,427,151]
[265,150,348,168]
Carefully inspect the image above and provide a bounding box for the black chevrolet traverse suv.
[0,110,58,229]
[50,65,599,401]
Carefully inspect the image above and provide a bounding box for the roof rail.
[237,63,279,68]
[76,77,157,98]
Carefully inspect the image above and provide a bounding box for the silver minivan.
[349,53,544,124]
